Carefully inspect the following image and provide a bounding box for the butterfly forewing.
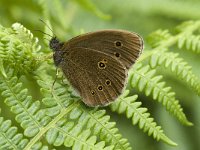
[60,47,127,106]
[65,30,143,69]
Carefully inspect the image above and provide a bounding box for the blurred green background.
[0,0,200,150]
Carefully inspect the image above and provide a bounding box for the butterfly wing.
[60,47,127,107]
[65,30,143,69]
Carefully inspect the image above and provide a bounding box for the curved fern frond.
[110,90,177,146]
[35,70,131,150]
[177,34,200,54]
[147,29,172,48]
[80,108,131,150]
[175,21,198,33]
[24,102,114,150]
[0,23,41,75]
[0,69,51,138]
[0,115,50,150]
[0,117,28,149]
[128,64,192,126]
[149,51,200,95]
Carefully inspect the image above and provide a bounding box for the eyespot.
[98,85,103,91]
[114,52,121,58]
[105,80,111,85]
[98,61,106,69]
[103,59,107,62]
[115,41,122,47]
[91,91,95,95]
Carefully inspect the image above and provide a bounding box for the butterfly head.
[49,37,65,66]
[49,37,63,51]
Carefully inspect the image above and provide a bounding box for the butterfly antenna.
[39,18,57,37]
[33,29,53,38]
[43,37,51,42]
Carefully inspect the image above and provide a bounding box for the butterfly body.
[50,30,143,107]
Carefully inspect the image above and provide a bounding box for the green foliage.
[0,0,200,150]
[110,91,177,146]
[0,23,40,75]
[128,64,193,126]
[149,51,200,95]
[0,115,29,149]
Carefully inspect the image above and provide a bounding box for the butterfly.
[49,29,143,107]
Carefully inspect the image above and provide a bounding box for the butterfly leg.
[51,67,59,96]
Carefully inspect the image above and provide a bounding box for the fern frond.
[177,34,200,53]
[128,64,192,126]
[0,68,51,138]
[0,116,50,150]
[149,51,200,95]
[110,90,177,146]
[0,116,28,149]
[147,29,172,48]
[35,71,131,150]
[0,23,41,75]
[175,21,197,33]
[25,103,114,150]
[80,108,131,150]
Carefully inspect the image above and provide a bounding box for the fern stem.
[80,106,128,150]
[0,128,19,150]
[130,66,192,125]
[1,76,42,128]
[118,96,177,146]
[23,101,80,150]
[138,21,200,62]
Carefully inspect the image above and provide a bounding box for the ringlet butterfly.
[49,29,143,107]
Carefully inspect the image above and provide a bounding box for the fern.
[149,51,200,95]
[0,116,28,149]
[0,23,40,75]
[128,63,192,125]
[0,114,51,150]
[110,90,177,146]
[177,34,200,53]
[147,29,172,48]
[0,69,49,137]
[36,70,131,150]
[146,21,200,95]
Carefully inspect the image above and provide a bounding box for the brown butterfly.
[49,30,143,107]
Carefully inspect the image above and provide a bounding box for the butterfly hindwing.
[60,47,127,106]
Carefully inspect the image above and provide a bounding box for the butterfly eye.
[105,80,111,85]
[115,41,122,47]
[98,61,106,69]
[98,85,103,91]
[114,52,121,58]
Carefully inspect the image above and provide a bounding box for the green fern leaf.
[129,64,192,126]
[0,117,28,149]
[0,69,52,138]
[149,51,200,95]
[147,29,172,48]
[177,34,200,53]
[110,90,177,146]
[37,71,131,150]
[0,23,41,75]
